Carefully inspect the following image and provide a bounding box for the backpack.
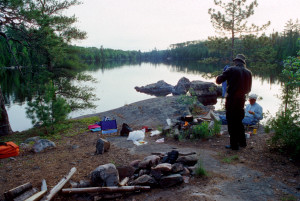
[0,142,19,159]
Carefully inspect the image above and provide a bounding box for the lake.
[3,61,283,131]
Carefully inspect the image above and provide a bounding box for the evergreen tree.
[208,0,270,59]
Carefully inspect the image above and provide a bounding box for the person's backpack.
[0,142,19,159]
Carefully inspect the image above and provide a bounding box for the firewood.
[61,186,151,194]
[24,179,47,201]
[24,190,47,201]
[13,188,37,201]
[4,182,33,201]
[42,167,77,201]
[119,177,129,186]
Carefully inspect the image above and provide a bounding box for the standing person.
[216,54,252,150]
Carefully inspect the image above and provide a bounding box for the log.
[24,190,47,201]
[119,177,129,186]
[62,186,151,194]
[41,179,47,191]
[23,179,47,201]
[42,167,77,201]
[13,188,38,201]
[4,182,33,201]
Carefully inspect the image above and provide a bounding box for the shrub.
[266,51,300,159]
[191,122,212,139]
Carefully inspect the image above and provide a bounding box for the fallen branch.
[61,186,151,194]
[4,182,32,201]
[42,167,77,201]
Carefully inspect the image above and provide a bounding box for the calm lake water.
[4,61,282,131]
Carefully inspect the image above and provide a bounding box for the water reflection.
[1,61,283,131]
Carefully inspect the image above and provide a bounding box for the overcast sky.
[66,0,300,51]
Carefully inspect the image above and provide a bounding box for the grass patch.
[195,159,208,177]
[222,155,239,163]
[0,116,101,143]
[281,195,297,201]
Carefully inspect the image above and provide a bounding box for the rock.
[171,163,184,173]
[71,145,80,149]
[131,175,157,186]
[95,138,110,154]
[139,169,150,177]
[150,169,163,180]
[24,136,40,144]
[19,143,31,152]
[90,163,119,187]
[135,80,174,96]
[181,167,190,176]
[70,180,91,188]
[152,163,172,173]
[138,155,160,169]
[129,160,141,169]
[32,139,56,153]
[176,155,198,166]
[159,174,183,188]
[172,77,191,95]
[189,80,221,105]
[117,166,136,180]
[183,176,190,184]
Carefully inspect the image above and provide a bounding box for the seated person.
[219,93,263,125]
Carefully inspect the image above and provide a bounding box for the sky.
[66,0,300,51]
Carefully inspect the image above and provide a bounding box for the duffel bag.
[0,142,19,159]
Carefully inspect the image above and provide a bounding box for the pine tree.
[208,0,270,60]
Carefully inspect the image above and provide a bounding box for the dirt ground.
[0,96,299,200]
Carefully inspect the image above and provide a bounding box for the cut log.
[41,179,47,191]
[62,186,151,194]
[24,190,47,201]
[42,167,76,201]
[119,177,129,186]
[13,188,38,201]
[4,182,33,201]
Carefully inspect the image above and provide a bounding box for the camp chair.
[244,121,260,131]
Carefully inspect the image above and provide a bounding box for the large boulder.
[90,163,119,187]
[32,139,56,153]
[189,81,221,105]
[172,77,191,95]
[135,80,174,96]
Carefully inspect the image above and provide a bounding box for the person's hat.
[233,54,246,64]
[249,94,258,100]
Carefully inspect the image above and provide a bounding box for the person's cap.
[233,54,246,64]
[249,94,258,100]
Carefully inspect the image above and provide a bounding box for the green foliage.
[208,0,270,58]
[26,81,71,131]
[191,122,212,139]
[281,195,297,201]
[266,51,300,158]
[212,120,221,135]
[195,159,208,177]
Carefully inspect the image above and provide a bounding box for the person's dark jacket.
[216,62,252,99]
